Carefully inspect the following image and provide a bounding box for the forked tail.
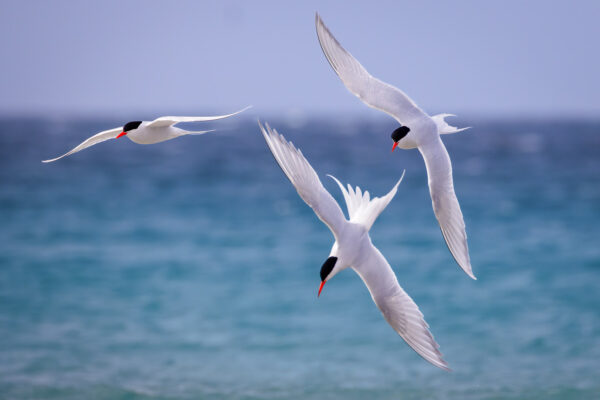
[327,170,405,231]
[432,114,470,135]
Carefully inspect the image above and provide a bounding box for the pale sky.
[1,0,599,117]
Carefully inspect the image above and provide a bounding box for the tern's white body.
[316,14,475,279]
[260,122,449,370]
[125,123,187,145]
[43,106,250,163]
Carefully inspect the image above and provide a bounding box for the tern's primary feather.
[260,122,449,370]
[147,106,252,128]
[42,127,122,163]
[420,138,475,279]
[316,13,475,279]
[315,13,426,126]
[259,121,346,238]
[354,246,449,371]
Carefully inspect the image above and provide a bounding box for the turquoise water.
[1,116,599,399]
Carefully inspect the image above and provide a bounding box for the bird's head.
[317,256,338,297]
[391,125,410,152]
[116,121,143,138]
[317,241,353,297]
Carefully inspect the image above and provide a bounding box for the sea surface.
[0,115,599,399]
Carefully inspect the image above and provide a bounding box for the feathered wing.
[327,171,405,231]
[147,106,251,128]
[354,246,449,370]
[419,138,475,279]
[259,122,347,238]
[42,127,122,163]
[315,14,427,125]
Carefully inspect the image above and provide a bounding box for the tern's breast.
[127,126,180,145]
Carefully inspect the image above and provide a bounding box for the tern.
[260,121,449,370]
[42,106,251,163]
[316,14,476,280]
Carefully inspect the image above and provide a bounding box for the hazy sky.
[1,0,599,117]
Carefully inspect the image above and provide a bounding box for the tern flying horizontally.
[42,106,251,163]
[316,14,476,280]
[260,121,449,370]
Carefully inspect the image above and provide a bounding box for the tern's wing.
[419,138,475,279]
[259,122,347,238]
[354,245,449,370]
[147,106,251,128]
[42,127,122,163]
[316,14,428,125]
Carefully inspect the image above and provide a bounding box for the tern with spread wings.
[260,121,449,370]
[316,14,475,280]
[43,106,250,163]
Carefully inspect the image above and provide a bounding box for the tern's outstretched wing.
[147,106,251,128]
[42,127,122,163]
[259,122,347,238]
[316,14,427,125]
[419,138,475,279]
[354,245,449,370]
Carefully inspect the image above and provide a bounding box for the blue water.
[1,116,599,399]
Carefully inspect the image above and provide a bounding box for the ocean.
[0,115,598,399]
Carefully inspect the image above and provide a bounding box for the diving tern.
[42,106,251,163]
[316,14,475,280]
[260,121,449,370]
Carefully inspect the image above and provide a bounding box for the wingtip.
[257,119,268,136]
[315,12,328,36]
[439,362,452,372]
[258,120,280,144]
[234,105,253,115]
[461,264,477,280]
[396,169,406,188]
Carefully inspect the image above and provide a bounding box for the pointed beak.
[116,131,127,139]
[318,280,326,297]
[391,142,399,152]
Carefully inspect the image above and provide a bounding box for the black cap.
[391,126,410,142]
[123,121,143,132]
[320,256,338,281]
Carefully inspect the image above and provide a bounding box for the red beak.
[391,142,399,152]
[116,131,127,139]
[318,280,326,297]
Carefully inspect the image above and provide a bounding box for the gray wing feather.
[316,14,427,125]
[42,127,122,163]
[147,106,251,128]
[259,122,347,238]
[419,138,475,279]
[354,246,450,370]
